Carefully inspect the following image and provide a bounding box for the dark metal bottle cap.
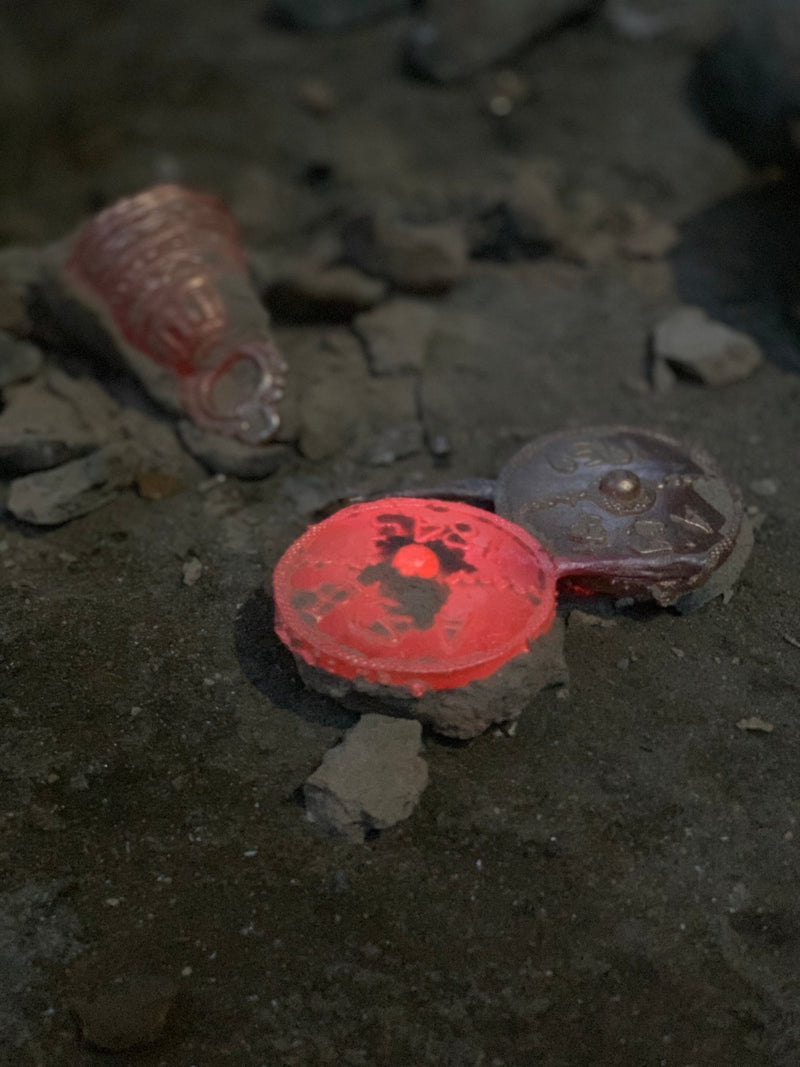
[494,425,743,605]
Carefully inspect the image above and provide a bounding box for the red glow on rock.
[272,498,558,696]
[392,542,440,578]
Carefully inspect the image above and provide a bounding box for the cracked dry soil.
[2,2,800,1064]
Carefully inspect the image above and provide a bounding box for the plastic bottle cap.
[272,498,557,696]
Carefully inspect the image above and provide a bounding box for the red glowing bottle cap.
[272,498,557,696]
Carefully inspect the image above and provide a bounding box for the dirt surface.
[2,2,800,1064]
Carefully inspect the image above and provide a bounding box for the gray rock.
[7,441,147,526]
[268,262,388,322]
[343,211,469,293]
[0,374,107,477]
[178,420,293,479]
[354,297,437,374]
[266,0,409,31]
[304,714,429,842]
[297,616,568,740]
[406,0,601,82]
[71,975,178,1053]
[0,331,41,389]
[652,305,764,385]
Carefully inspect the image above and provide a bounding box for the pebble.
[71,975,178,1052]
[405,0,598,82]
[267,261,388,322]
[181,557,203,586]
[304,714,429,842]
[353,297,437,374]
[342,210,468,293]
[651,305,764,386]
[7,440,147,525]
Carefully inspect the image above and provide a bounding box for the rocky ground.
[2,1,800,1064]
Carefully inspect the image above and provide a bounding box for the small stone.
[0,330,42,389]
[178,420,292,479]
[182,557,203,586]
[72,975,178,1052]
[343,210,468,293]
[304,714,429,842]
[7,441,146,526]
[353,297,437,374]
[652,306,764,386]
[0,373,112,477]
[736,716,774,733]
[136,470,183,500]
[267,262,388,322]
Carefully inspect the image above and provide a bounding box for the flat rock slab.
[7,440,147,525]
[304,714,429,842]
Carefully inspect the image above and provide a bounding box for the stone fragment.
[736,715,774,733]
[652,306,764,385]
[0,376,102,477]
[178,420,292,479]
[266,0,409,31]
[0,330,42,388]
[304,714,429,842]
[353,297,437,374]
[182,557,203,586]
[298,616,568,740]
[343,211,468,293]
[72,975,178,1052]
[405,0,600,82]
[7,441,147,526]
[268,262,388,322]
